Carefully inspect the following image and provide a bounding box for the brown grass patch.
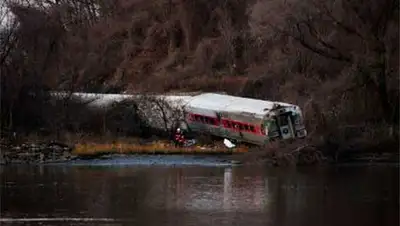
[73,141,249,156]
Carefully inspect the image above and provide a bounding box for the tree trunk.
[376,45,393,127]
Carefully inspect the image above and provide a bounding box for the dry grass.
[73,141,249,156]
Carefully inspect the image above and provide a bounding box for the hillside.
[0,0,399,153]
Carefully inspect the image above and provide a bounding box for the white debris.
[223,139,236,149]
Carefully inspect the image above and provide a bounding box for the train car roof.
[50,92,298,115]
[185,93,296,116]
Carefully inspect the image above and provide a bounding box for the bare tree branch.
[269,22,352,63]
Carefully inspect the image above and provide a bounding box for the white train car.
[177,93,307,145]
[50,92,307,145]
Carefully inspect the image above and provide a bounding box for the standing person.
[174,128,185,147]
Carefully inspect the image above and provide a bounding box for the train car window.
[210,118,216,125]
[260,124,265,134]
[195,115,201,122]
[250,125,255,132]
[227,121,232,128]
[267,119,278,131]
[244,125,250,131]
[277,115,289,126]
[216,113,222,122]
[239,124,245,131]
[209,117,214,125]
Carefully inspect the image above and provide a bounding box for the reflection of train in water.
[51,92,307,146]
[145,167,271,212]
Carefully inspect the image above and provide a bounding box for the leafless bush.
[134,95,187,134]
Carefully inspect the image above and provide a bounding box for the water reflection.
[1,164,398,226]
[223,168,232,210]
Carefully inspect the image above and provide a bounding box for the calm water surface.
[1,158,398,226]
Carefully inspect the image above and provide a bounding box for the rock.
[1,141,73,165]
[61,150,72,161]
[39,153,45,163]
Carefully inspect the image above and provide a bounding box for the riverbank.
[228,139,399,166]
[0,138,248,165]
[74,142,248,157]
[1,137,398,166]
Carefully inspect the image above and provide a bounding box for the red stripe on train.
[187,113,264,135]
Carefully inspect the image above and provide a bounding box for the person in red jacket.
[174,128,186,147]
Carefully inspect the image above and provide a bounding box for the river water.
[1,156,399,226]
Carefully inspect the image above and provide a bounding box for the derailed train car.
[50,91,307,145]
[173,93,307,146]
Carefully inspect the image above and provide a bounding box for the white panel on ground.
[223,139,236,149]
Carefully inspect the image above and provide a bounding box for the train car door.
[276,113,295,140]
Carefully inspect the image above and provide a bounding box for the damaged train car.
[51,92,307,146]
[174,93,307,146]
